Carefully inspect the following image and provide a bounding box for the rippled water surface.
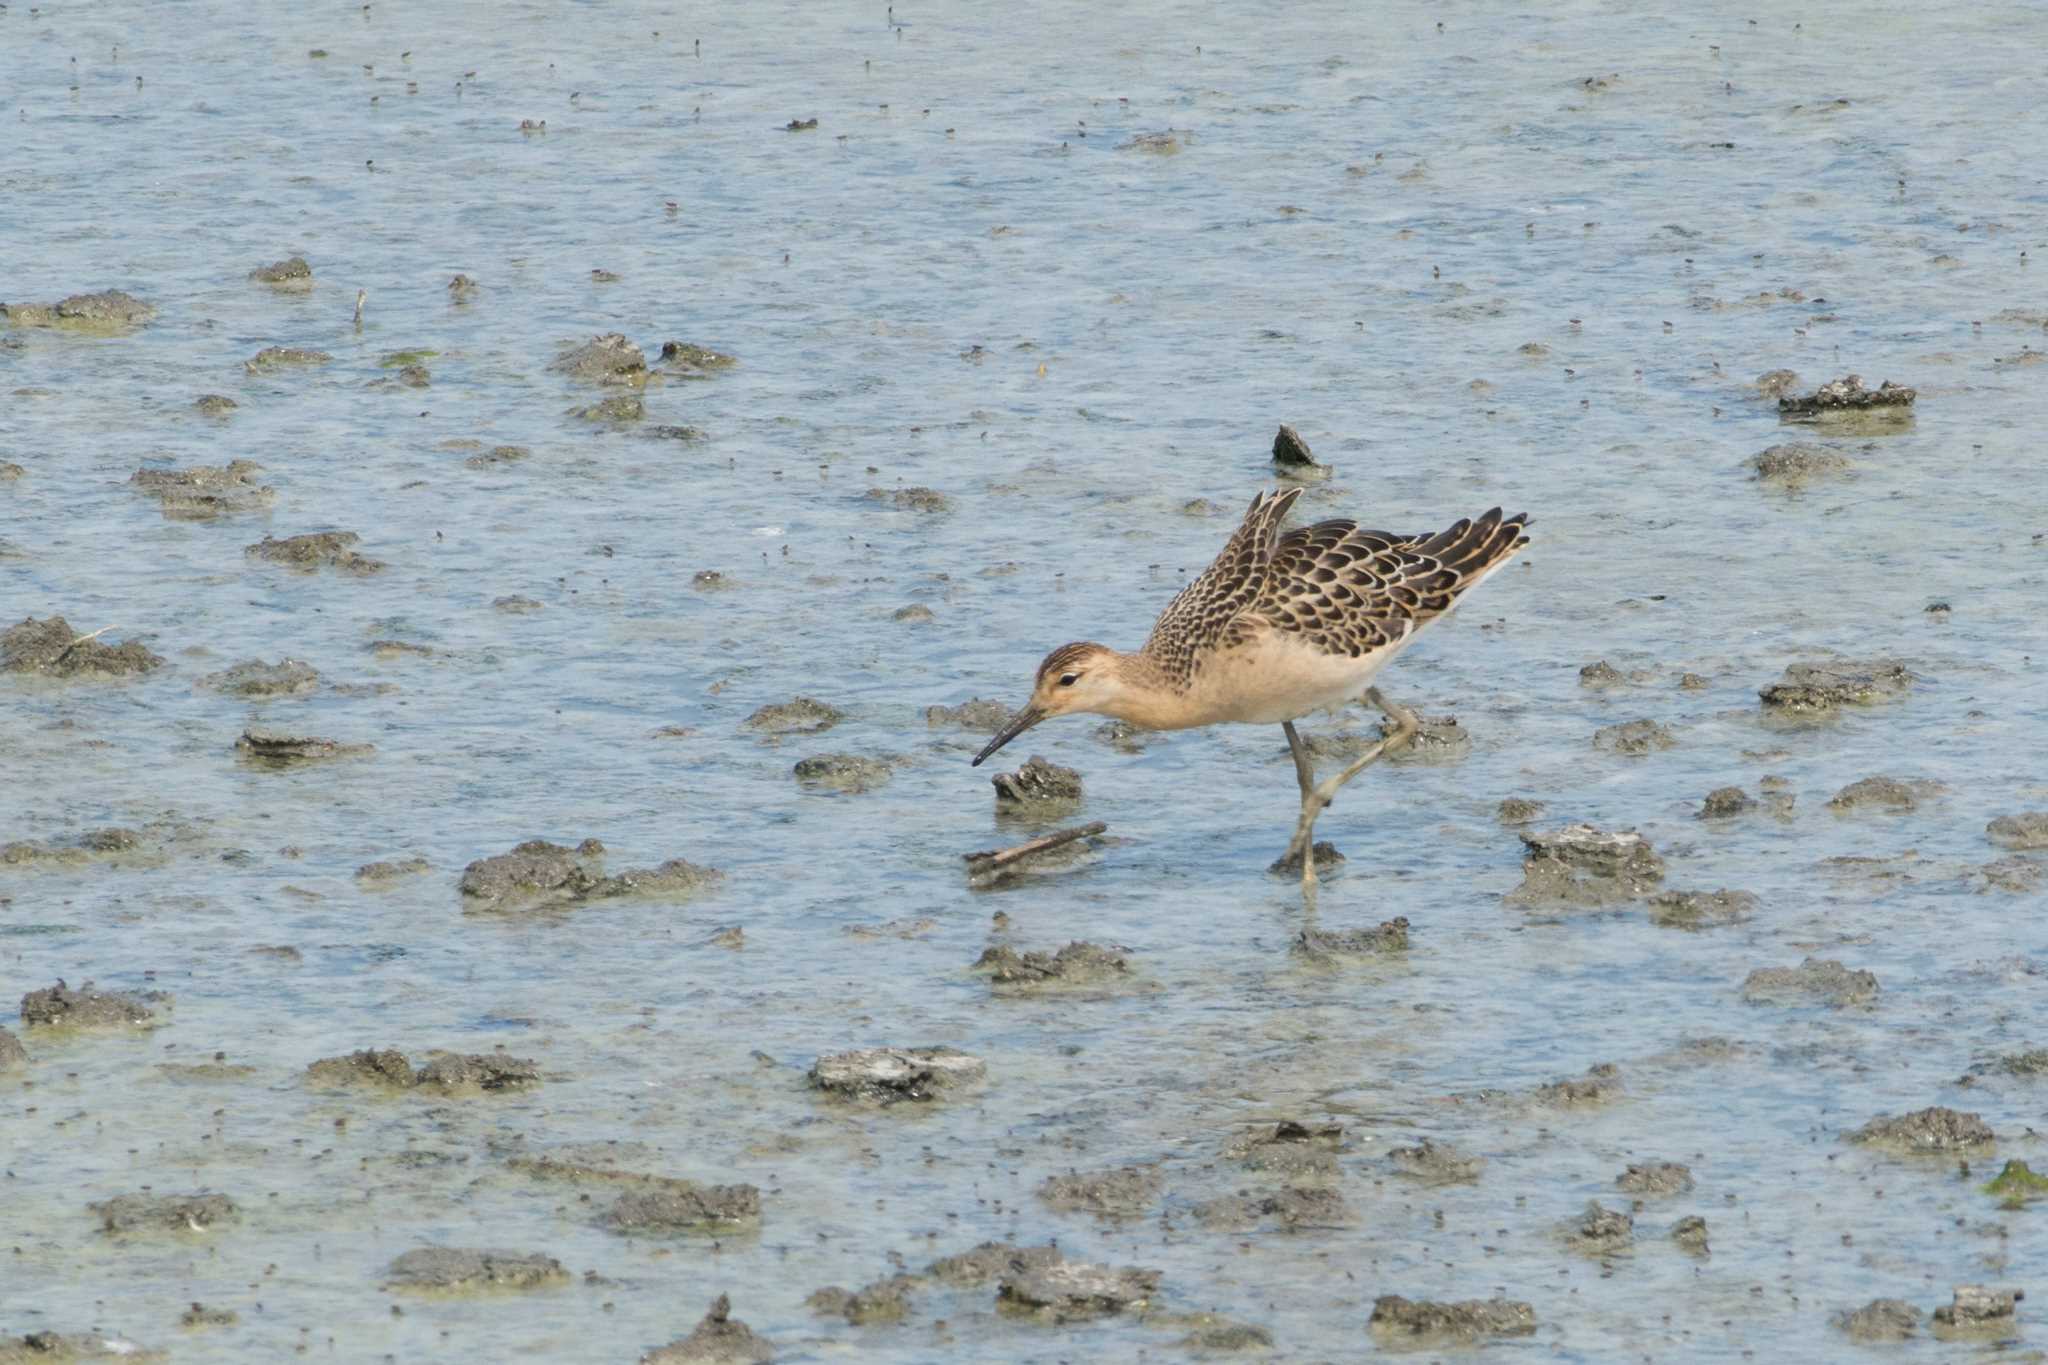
[5,0,2048,1359]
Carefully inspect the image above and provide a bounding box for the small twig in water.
[964,821,1108,872]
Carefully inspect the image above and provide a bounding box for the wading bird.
[972,488,1532,899]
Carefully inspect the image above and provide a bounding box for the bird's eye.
[1059,673,1080,687]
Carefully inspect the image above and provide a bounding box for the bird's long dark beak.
[971,704,1045,766]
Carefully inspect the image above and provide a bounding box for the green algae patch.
[379,349,440,367]
[1983,1159,2048,1208]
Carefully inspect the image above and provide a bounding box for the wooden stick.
[964,821,1107,870]
[56,625,117,660]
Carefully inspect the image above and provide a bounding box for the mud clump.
[199,658,318,698]
[1752,442,1850,485]
[1982,1159,2048,1206]
[641,1295,772,1363]
[305,1047,539,1093]
[1227,1120,1343,1178]
[250,256,314,289]
[1933,1285,2021,1337]
[806,1276,917,1325]
[1381,712,1470,762]
[1592,718,1675,755]
[1387,1137,1482,1184]
[1271,421,1320,469]
[927,1242,1061,1286]
[809,1046,985,1105]
[1671,1214,1710,1254]
[245,530,385,574]
[1616,1161,1693,1195]
[975,941,1130,990]
[1742,956,1878,1007]
[1838,1299,1921,1343]
[1755,368,1801,398]
[244,345,332,372]
[1533,1062,1622,1107]
[570,394,644,423]
[356,856,430,882]
[1293,917,1410,961]
[193,394,238,416]
[2,615,164,679]
[1037,1165,1163,1219]
[1828,774,1941,812]
[20,980,164,1029]
[1849,1106,1994,1153]
[1267,840,1343,877]
[792,754,892,794]
[458,838,720,910]
[1,289,155,331]
[1565,1200,1633,1255]
[1369,1296,1537,1343]
[91,1192,236,1233]
[552,333,648,386]
[1506,824,1664,908]
[0,1332,165,1361]
[1699,786,1754,819]
[179,1304,236,1329]
[1987,812,2048,850]
[1779,374,1915,419]
[866,486,951,513]
[1193,1186,1344,1231]
[1496,797,1544,824]
[601,1183,762,1234]
[1579,659,1626,687]
[743,697,842,735]
[235,727,374,764]
[1647,888,1757,930]
[0,1026,27,1072]
[990,755,1082,806]
[385,1247,567,1292]
[997,1258,1160,1321]
[130,460,275,519]
[1759,659,1912,713]
[925,697,1011,730]
[660,340,737,372]
[1,829,148,869]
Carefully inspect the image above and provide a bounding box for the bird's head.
[971,641,1124,766]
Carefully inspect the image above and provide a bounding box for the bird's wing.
[1142,487,1303,683]
[1251,508,1534,658]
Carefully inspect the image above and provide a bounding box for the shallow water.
[5,0,2047,1359]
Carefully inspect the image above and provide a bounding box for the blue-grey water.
[4,0,2046,1360]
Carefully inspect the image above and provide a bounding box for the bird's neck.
[1098,648,1202,730]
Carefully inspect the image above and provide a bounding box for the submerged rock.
[744,697,842,735]
[1227,1120,1343,1178]
[809,1046,985,1104]
[198,658,318,698]
[1496,797,1544,824]
[1037,1165,1163,1219]
[91,1192,236,1234]
[0,1026,27,1072]
[1759,658,1911,713]
[235,728,374,763]
[130,460,275,519]
[1270,422,1321,469]
[20,980,164,1029]
[1579,659,1626,687]
[1932,1285,2021,1336]
[2,615,163,679]
[1505,824,1665,908]
[925,697,1011,730]
[1565,1200,1634,1255]
[975,941,1130,990]
[1838,1298,1921,1343]
[385,1247,567,1291]
[659,340,737,372]
[641,1295,772,1363]
[244,345,332,372]
[1827,774,1940,812]
[990,755,1082,806]
[1616,1161,1694,1195]
[1849,1106,1994,1152]
[245,530,385,574]
[1646,888,1757,930]
[552,333,648,386]
[1386,1137,1482,1184]
[1,289,155,331]
[1987,811,2048,850]
[1369,1296,1537,1343]
[600,1183,762,1234]
[1533,1062,1623,1107]
[997,1258,1160,1321]
[1698,786,1755,819]
[0,1332,165,1361]
[1742,956,1878,1007]
[1381,713,1470,763]
[1592,718,1675,755]
[570,394,644,423]
[792,753,893,794]
[1192,1185,1345,1231]
[1671,1214,1710,1255]
[1292,917,1410,961]
[193,393,238,416]
[867,486,950,513]
[305,1048,539,1092]
[1779,374,1915,419]
[457,838,719,910]
[249,256,314,288]
[1752,442,1850,485]
[806,1276,917,1325]
[927,1241,1061,1287]
[1754,368,1801,398]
